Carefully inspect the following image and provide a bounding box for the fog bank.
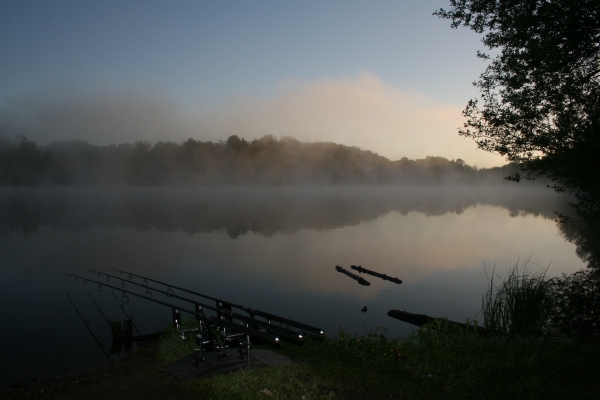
[0,135,522,187]
[0,74,507,168]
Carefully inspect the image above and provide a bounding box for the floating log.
[351,265,402,284]
[387,310,490,336]
[335,266,370,286]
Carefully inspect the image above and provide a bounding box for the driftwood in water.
[335,266,370,286]
[351,265,402,284]
[387,310,491,336]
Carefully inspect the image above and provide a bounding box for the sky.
[0,0,507,168]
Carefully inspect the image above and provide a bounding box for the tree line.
[0,135,518,187]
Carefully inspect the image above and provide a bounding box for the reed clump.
[482,257,555,336]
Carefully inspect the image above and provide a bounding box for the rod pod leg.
[236,334,252,370]
[246,334,251,370]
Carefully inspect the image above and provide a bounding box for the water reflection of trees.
[2,186,598,270]
[0,186,563,231]
[558,221,600,272]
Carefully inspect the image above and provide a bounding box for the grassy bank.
[156,322,600,400]
[154,260,600,399]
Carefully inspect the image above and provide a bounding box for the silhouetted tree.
[435,0,600,225]
[225,135,249,152]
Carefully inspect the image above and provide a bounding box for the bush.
[549,269,600,341]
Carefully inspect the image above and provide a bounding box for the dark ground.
[0,341,189,400]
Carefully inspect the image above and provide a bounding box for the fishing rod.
[111,291,142,336]
[68,273,282,367]
[350,265,402,285]
[89,293,125,340]
[88,270,304,342]
[110,268,325,336]
[335,265,370,286]
[67,294,111,363]
[67,273,280,344]
[89,293,113,325]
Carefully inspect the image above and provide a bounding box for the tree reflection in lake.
[0,185,577,238]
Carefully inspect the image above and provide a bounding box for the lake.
[0,185,589,388]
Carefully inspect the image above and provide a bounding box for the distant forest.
[0,135,526,187]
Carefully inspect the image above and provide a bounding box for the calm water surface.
[0,186,588,387]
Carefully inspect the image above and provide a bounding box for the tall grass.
[482,257,555,336]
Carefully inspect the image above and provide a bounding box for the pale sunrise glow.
[0,1,504,167]
[0,74,505,168]
[200,73,505,168]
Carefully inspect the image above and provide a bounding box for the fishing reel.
[172,306,202,340]
[173,304,252,367]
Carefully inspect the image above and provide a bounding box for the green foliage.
[482,257,555,336]
[435,0,600,225]
[156,318,202,365]
[156,320,600,399]
[184,363,337,400]
[421,317,481,336]
[400,326,600,399]
[549,269,600,341]
[479,255,600,341]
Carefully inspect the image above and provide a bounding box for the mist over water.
[0,185,564,237]
[0,185,593,388]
